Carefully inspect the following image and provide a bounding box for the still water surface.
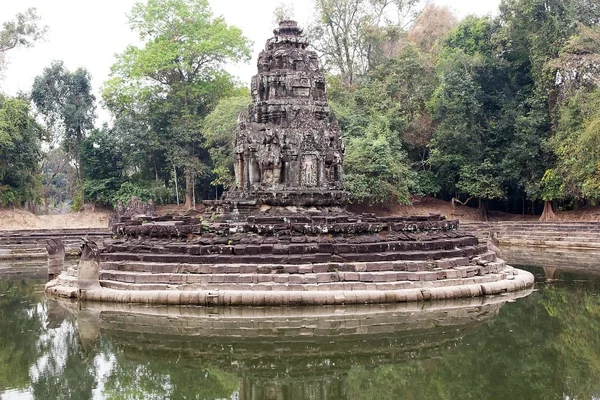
[0,265,598,400]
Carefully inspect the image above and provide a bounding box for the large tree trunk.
[539,200,556,222]
[478,199,489,221]
[184,167,193,211]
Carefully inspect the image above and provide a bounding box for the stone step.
[99,260,506,286]
[105,236,477,256]
[499,239,600,249]
[101,259,435,274]
[98,270,509,293]
[100,245,487,265]
[0,252,48,260]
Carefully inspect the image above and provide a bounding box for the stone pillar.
[235,154,244,189]
[318,156,325,187]
[46,238,65,280]
[243,152,250,190]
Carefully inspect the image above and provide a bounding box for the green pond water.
[0,265,598,400]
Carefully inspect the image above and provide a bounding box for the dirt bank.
[348,197,538,222]
[348,197,600,222]
[0,208,111,231]
[3,197,599,230]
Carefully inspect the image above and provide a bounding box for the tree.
[345,133,414,204]
[327,40,435,204]
[40,147,74,213]
[272,2,295,24]
[0,95,42,206]
[104,0,251,209]
[31,61,96,193]
[0,8,46,72]
[428,17,516,218]
[203,92,249,192]
[79,126,127,207]
[309,0,425,84]
[495,0,600,216]
[408,4,458,53]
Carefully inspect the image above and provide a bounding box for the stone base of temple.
[44,211,534,305]
[223,189,348,207]
[46,263,533,305]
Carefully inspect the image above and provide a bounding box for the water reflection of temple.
[53,292,531,400]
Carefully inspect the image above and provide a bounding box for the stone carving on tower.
[227,20,347,207]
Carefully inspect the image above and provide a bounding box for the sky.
[0,0,501,122]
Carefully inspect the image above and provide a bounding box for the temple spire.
[225,21,347,207]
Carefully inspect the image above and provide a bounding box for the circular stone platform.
[45,210,534,305]
[45,21,533,305]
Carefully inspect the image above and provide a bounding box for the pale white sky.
[0,0,500,122]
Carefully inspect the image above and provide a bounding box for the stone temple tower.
[226,20,348,207]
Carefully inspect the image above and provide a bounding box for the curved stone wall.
[45,213,534,305]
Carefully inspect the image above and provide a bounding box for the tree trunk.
[184,167,193,211]
[43,192,49,215]
[478,199,489,221]
[173,165,179,205]
[539,200,556,222]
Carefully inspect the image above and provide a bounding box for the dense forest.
[1,0,599,220]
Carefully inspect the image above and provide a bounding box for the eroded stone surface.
[225,21,346,207]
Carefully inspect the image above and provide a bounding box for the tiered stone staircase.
[48,213,533,305]
[0,229,111,260]
[460,221,600,249]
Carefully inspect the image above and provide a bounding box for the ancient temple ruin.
[227,21,347,207]
[45,21,534,306]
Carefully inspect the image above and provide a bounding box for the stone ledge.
[46,266,533,305]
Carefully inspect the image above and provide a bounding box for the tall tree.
[0,8,46,73]
[104,0,251,209]
[309,0,425,84]
[428,17,514,218]
[408,4,458,53]
[496,0,600,218]
[31,61,96,197]
[0,95,42,207]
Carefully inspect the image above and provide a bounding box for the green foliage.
[113,182,154,206]
[547,88,600,202]
[31,60,96,188]
[540,169,563,202]
[203,93,249,189]
[102,0,252,205]
[80,126,125,206]
[0,95,42,206]
[429,18,511,201]
[457,160,505,200]
[0,8,46,72]
[71,190,83,212]
[328,43,435,204]
[345,134,414,205]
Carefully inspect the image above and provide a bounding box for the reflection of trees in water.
[29,297,97,399]
[0,280,44,392]
[100,351,239,399]
[30,321,96,400]
[1,276,599,400]
[345,282,600,400]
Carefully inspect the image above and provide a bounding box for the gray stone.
[224,21,347,207]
